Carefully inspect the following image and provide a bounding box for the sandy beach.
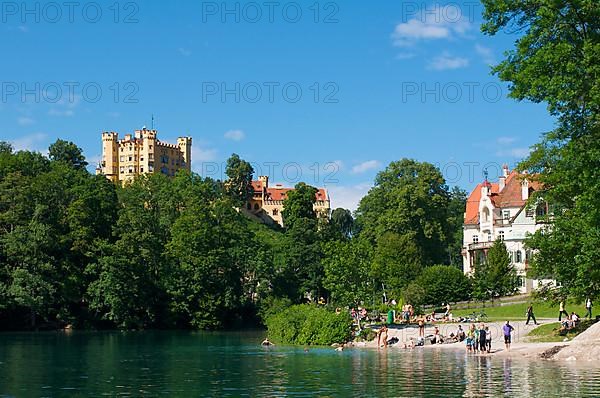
[355,320,600,362]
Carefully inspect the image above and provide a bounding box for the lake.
[0,331,599,397]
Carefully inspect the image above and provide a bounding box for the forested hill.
[0,140,468,331]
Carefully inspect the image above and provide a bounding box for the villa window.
[517,276,525,287]
[503,210,510,220]
[515,250,522,263]
[140,167,144,173]
[499,230,505,241]
[473,235,479,243]
[536,204,547,218]
[273,209,279,216]
[482,208,490,222]
[526,207,535,218]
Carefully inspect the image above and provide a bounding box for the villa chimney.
[521,179,529,201]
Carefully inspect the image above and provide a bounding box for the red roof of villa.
[464,170,541,225]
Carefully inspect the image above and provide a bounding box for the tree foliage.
[482,0,600,300]
[471,240,518,301]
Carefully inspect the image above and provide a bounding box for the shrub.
[357,327,376,342]
[265,304,353,345]
[257,296,293,324]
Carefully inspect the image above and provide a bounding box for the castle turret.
[177,136,192,171]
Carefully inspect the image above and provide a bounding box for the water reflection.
[0,332,598,397]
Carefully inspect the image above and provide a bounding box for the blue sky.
[1,1,555,210]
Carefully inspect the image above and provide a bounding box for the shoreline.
[349,320,600,362]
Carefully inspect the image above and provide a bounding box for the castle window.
[140,167,144,173]
[273,209,279,216]
[128,156,132,161]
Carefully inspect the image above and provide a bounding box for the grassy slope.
[452,300,587,321]
[527,320,596,343]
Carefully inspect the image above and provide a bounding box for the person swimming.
[261,338,274,346]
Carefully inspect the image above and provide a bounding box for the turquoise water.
[0,331,599,397]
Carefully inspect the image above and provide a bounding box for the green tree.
[355,159,451,265]
[0,141,12,154]
[224,153,254,206]
[48,139,88,170]
[447,187,467,267]
[328,208,354,240]
[411,265,471,306]
[371,232,423,300]
[471,240,517,301]
[322,238,373,306]
[482,0,600,300]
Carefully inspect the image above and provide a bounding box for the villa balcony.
[468,241,494,251]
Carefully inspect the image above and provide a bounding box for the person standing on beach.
[585,298,593,319]
[503,321,514,351]
[377,325,388,349]
[479,324,487,353]
[525,304,538,325]
[418,318,425,337]
[559,300,569,321]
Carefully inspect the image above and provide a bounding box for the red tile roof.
[464,171,541,225]
[251,181,328,202]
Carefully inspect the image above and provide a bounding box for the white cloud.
[48,109,75,117]
[17,117,35,126]
[497,136,517,145]
[178,47,192,57]
[224,129,245,141]
[495,136,531,159]
[428,52,469,70]
[396,52,416,60]
[10,132,48,152]
[496,147,531,158]
[351,160,381,174]
[392,5,471,47]
[191,145,218,164]
[326,183,372,212]
[475,44,496,65]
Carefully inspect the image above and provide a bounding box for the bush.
[357,327,376,342]
[265,304,353,345]
[257,296,293,324]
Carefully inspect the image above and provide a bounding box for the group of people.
[464,323,492,353]
[399,303,414,323]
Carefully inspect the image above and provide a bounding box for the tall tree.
[48,139,88,170]
[355,159,451,265]
[224,153,254,206]
[471,239,517,301]
[447,187,467,267]
[482,0,600,300]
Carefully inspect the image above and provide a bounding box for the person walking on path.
[558,300,569,321]
[503,321,515,351]
[526,304,538,325]
[585,298,593,319]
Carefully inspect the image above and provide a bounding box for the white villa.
[462,165,552,294]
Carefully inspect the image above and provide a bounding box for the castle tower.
[99,132,119,182]
[177,136,192,171]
